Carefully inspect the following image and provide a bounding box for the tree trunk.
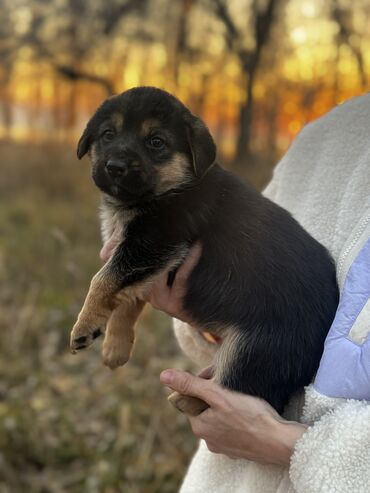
[234,68,255,165]
[0,97,12,138]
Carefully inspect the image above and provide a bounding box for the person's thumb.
[160,369,220,406]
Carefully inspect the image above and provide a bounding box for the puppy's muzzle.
[106,159,129,179]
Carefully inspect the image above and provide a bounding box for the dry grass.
[0,140,197,493]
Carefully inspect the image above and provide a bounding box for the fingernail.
[160,370,174,384]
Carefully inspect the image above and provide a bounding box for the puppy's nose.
[105,160,128,179]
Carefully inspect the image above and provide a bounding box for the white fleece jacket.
[174,94,370,493]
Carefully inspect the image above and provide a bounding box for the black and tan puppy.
[71,86,338,414]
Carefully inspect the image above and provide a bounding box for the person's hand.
[160,369,307,466]
[139,243,202,324]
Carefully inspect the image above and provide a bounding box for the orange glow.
[288,120,302,135]
[1,0,369,159]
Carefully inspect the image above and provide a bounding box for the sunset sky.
[1,0,369,158]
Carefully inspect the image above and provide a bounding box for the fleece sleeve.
[289,234,370,493]
[290,397,370,493]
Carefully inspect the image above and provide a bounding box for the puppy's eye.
[147,136,165,149]
[101,130,115,142]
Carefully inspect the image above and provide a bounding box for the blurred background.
[0,0,369,492]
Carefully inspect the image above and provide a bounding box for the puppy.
[70,86,339,414]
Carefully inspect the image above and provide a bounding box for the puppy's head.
[77,87,216,204]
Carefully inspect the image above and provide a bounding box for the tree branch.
[54,65,114,95]
[212,0,240,51]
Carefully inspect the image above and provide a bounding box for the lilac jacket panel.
[314,237,370,399]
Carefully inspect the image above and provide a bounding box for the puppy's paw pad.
[74,344,87,351]
[92,328,102,339]
[70,327,103,353]
[74,336,88,344]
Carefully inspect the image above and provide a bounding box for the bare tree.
[2,0,148,94]
[205,0,280,165]
[0,0,151,132]
[330,1,367,92]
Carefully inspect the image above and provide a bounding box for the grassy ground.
[0,140,197,493]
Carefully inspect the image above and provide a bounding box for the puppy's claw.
[70,341,88,353]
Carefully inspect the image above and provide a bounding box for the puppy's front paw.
[102,337,130,369]
[70,325,102,353]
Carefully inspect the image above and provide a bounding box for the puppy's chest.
[99,200,137,244]
[100,196,204,248]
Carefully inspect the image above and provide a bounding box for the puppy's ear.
[186,116,216,177]
[77,126,91,160]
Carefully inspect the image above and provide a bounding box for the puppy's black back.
[130,164,338,412]
[187,167,338,410]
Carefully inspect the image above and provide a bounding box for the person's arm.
[289,386,370,492]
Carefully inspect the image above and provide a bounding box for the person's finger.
[160,369,222,407]
[172,242,202,289]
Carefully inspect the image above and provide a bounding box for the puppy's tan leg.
[168,392,209,416]
[102,298,145,369]
[70,266,121,352]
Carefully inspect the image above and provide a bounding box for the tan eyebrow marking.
[141,118,161,137]
[110,113,124,132]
